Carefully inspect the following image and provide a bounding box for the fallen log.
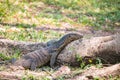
[0,33,120,65]
[0,64,120,80]
[66,63,120,80]
[0,69,48,80]
[0,39,46,54]
[0,33,120,79]
[57,33,120,66]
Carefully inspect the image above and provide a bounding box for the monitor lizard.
[1,33,83,70]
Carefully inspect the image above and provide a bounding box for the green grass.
[0,27,62,42]
[0,0,119,30]
[22,74,39,80]
[0,53,11,60]
[0,49,21,60]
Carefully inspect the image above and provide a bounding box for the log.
[57,33,120,66]
[0,69,48,80]
[0,64,120,80]
[0,33,120,65]
[66,63,120,80]
[0,39,46,54]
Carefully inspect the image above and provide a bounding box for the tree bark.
[0,69,48,80]
[0,33,120,65]
[0,64,120,80]
[57,33,120,66]
[66,63,120,80]
[0,39,46,55]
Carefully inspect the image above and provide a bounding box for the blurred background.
[0,0,120,42]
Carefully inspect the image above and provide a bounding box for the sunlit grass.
[0,0,119,30]
[0,27,63,42]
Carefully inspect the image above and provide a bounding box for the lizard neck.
[46,33,83,54]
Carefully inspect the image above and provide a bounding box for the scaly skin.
[13,33,83,70]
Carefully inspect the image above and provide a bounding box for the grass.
[0,27,62,42]
[0,0,119,30]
